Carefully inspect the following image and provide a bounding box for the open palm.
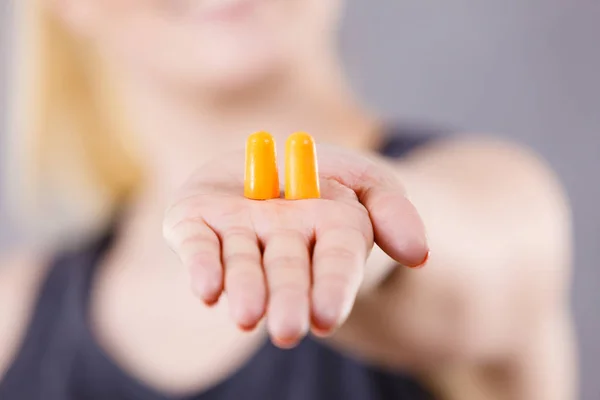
[163,145,428,347]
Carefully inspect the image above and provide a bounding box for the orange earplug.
[244,131,280,200]
[285,132,321,200]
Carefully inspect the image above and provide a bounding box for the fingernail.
[410,250,430,269]
[238,322,259,332]
[191,287,220,307]
[310,308,338,335]
[285,132,321,200]
[235,310,262,331]
[272,335,302,349]
[244,131,280,200]
[197,288,221,307]
[310,325,334,338]
[229,296,266,332]
[191,271,223,305]
[203,294,221,307]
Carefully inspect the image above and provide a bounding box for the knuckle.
[267,264,309,295]
[314,270,353,286]
[267,228,307,243]
[264,254,306,268]
[226,265,262,284]
[180,232,216,248]
[223,227,257,243]
[165,219,210,249]
[164,196,213,230]
[314,260,364,290]
[317,246,358,261]
[224,252,260,266]
[187,251,219,268]
[269,278,308,297]
[163,199,193,229]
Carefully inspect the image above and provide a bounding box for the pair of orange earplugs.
[244,131,320,200]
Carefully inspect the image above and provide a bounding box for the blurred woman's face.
[60,0,343,91]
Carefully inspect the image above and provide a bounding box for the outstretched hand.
[163,145,428,347]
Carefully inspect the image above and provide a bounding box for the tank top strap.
[376,124,447,159]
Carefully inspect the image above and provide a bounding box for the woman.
[0,1,575,399]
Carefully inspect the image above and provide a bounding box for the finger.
[311,226,368,335]
[163,219,223,305]
[318,150,429,267]
[361,186,429,268]
[222,226,266,331]
[263,230,311,348]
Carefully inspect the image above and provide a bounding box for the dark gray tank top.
[0,128,441,400]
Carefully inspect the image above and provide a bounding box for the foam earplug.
[244,131,280,200]
[284,132,321,200]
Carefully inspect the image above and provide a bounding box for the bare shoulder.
[401,136,575,400]
[402,134,572,316]
[402,134,571,223]
[406,135,567,194]
[0,251,49,380]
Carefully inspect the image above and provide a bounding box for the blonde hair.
[4,1,143,244]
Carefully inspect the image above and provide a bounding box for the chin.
[167,47,290,95]
[206,61,285,93]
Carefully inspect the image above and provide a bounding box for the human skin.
[0,0,575,398]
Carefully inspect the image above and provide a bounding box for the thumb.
[317,146,429,268]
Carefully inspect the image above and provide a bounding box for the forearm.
[423,307,576,400]
[330,138,574,373]
[510,309,576,400]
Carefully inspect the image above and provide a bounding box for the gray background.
[1,1,599,398]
